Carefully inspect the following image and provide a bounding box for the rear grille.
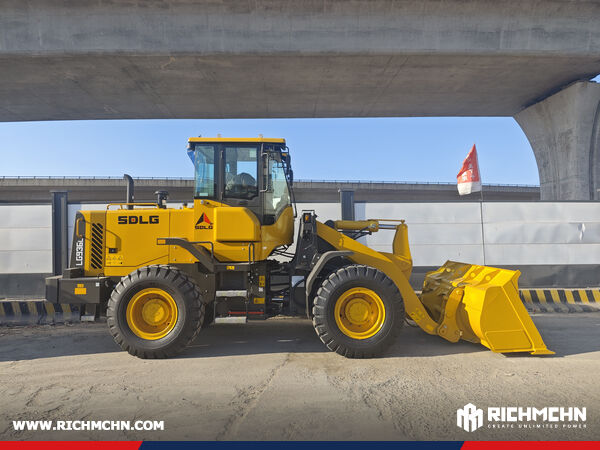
[90,223,104,269]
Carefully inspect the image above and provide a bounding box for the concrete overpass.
[0,177,540,204]
[1,0,600,199]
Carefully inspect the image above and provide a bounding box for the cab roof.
[188,137,285,144]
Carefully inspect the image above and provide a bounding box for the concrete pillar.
[514,81,600,200]
[51,191,68,275]
[339,190,355,221]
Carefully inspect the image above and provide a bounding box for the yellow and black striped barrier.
[0,301,80,325]
[0,290,598,325]
[520,289,600,313]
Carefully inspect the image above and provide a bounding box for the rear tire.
[107,265,204,359]
[312,265,404,358]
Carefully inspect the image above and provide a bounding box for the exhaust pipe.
[123,174,134,209]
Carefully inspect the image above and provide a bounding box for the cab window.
[194,145,216,198]
[224,146,258,200]
[264,155,291,218]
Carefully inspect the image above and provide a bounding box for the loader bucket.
[420,261,554,355]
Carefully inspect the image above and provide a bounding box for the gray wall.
[0,205,52,274]
[0,204,52,298]
[1,201,598,298]
[359,202,600,288]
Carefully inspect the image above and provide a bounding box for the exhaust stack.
[123,174,134,209]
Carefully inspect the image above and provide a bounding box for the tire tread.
[311,264,404,358]
[107,265,204,359]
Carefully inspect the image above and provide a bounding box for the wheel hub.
[345,299,371,324]
[141,299,170,326]
[334,287,386,340]
[126,288,178,340]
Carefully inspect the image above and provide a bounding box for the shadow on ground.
[506,313,600,357]
[0,313,598,362]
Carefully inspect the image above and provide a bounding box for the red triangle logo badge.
[195,213,213,229]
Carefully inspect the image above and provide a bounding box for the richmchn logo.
[457,403,484,432]
[195,213,213,230]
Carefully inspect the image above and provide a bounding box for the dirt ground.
[0,313,599,441]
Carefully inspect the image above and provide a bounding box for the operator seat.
[226,172,257,197]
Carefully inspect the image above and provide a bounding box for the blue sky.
[0,117,539,185]
[1,75,598,185]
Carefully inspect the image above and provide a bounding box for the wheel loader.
[45,137,553,358]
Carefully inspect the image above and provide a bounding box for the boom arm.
[315,218,553,355]
[316,219,440,335]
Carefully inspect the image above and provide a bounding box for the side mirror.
[282,152,293,185]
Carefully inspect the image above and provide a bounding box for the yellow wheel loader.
[45,137,553,358]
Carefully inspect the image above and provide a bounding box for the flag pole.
[457,143,486,265]
[477,142,486,266]
[479,184,486,265]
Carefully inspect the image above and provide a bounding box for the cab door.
[221,144,262,220]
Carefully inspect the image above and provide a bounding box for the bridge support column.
[515,81,600,200]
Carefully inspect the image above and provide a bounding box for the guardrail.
[0,176,193,180]
[0,176,540,189]
[296,179,540,188]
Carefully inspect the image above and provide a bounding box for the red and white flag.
[457,144,482,195]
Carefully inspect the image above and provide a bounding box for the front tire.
[107,265,204,359]
[312,265,404,358]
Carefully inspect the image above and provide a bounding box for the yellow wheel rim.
[126,288,178,340]
[334,287,386,339]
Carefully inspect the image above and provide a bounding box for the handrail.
[106,203,158,210]
[248,242,256,264]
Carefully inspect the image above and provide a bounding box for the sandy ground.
[0,313,599,441]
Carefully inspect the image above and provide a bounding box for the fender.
[304,250,353,319]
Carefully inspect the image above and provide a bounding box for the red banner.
[457,144,482,195]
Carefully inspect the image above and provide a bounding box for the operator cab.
[187,137,295,224]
